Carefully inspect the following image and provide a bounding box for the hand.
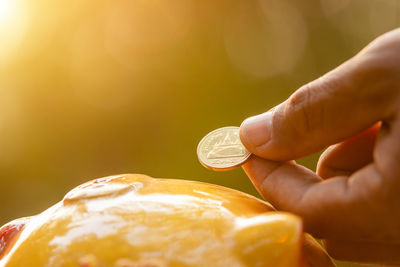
[301,234,336,267]
[239,28,400,265]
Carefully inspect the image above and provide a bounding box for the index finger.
[242,155,384,240]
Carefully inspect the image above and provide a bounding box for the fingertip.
[240,112,272,151]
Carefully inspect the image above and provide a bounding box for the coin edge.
[196,126,251,170]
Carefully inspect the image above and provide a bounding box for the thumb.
[240,32,399,161]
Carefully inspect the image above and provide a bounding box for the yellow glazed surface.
[0,174,303,267]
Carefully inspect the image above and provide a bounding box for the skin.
[239,28,400,265]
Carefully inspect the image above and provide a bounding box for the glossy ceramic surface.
[0,174,302,267]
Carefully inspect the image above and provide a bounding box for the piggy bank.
[0,174,333,266]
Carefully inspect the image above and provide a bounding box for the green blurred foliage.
[0,0,399,266]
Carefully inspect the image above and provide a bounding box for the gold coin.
[197,126,251,171]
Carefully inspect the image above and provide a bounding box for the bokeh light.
[0,0,28,65]
[224,0,308,78]
[321,0,400,49]
[0,0,14,21]
[0,1,399,266]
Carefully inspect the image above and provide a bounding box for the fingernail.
[240,112,272,147]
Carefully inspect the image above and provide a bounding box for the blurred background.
[0,0,399,265]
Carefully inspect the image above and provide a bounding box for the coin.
[197,126,251,171]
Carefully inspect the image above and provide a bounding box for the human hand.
[240,28,400,265]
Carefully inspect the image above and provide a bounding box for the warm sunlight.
[0,0,28,64]
[0,0,16,23]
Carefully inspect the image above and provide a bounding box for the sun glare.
[0,0,28,65]
[0,0,16,23]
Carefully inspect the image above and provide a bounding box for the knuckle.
[285,83,323,138]
[285,76,346,141]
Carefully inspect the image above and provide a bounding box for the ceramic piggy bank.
[0,174,333,266]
